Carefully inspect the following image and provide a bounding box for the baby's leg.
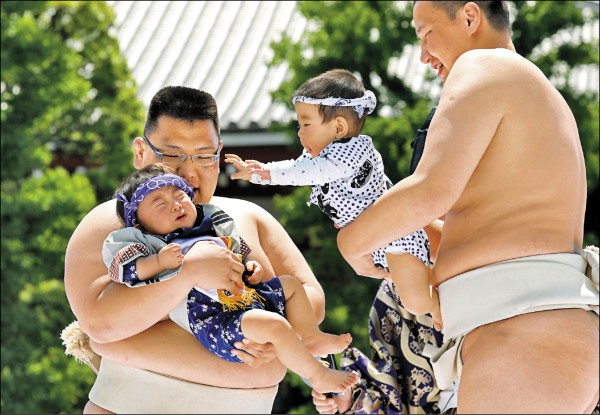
[387,252,439,320]
[241,309,358,393]
[278,275,351,356]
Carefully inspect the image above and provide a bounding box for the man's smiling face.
[413,1,473,82]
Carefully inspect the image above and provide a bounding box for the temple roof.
[107,0,598,142]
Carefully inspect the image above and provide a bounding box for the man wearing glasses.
[141,135,220,168]
[64,86,326,414]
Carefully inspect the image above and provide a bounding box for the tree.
[1,1,144,412]
[268,1,599,412]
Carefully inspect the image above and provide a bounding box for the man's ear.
[335,116,349,138]
[463,2,482,34]
[132,137,146,169]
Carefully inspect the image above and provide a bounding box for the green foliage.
[512,1,599,193]
[1,168,97,413]
[364,101,435,183]
[1,0,143,199]
[270,1,422,113]
[1,1,144,412]
[269,1,599,412]
[511,1,599,244]
[1,1,597,413]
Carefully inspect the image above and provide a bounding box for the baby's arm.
[226,153,353,186]
[135,243,183,281]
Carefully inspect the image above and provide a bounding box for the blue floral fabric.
[341,280,445,414]
[187,277,286,362]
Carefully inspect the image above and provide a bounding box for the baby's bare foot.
[304,332,352,356]
[308,368,359,394]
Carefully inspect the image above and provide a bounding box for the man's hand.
[244,260,264,285]
[224,154,269,181]
[312,389,353,414]
[183,242,245,295]
[337,230,390,279]
[231,338,277,366]
[345,252,391,280]
[158,243,184,269]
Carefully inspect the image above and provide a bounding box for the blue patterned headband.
[292,90,377,118]
[115,174,194,227]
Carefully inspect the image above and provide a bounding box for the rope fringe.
[218,287,265,311]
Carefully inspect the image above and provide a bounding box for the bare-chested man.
[64,86,326,413]
[329,1,599,413]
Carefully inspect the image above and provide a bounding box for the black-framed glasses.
[142,136,220,166]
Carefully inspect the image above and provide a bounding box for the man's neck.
[480,30,515,52]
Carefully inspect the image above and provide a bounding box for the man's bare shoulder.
[451,49,538,85]
[66,199,122,257]
[78,199,121,231]
[210,196,279,235]
[457,48,525,65]
[64,199,122,309]
[442,49,543,115]
[211,196,263,216]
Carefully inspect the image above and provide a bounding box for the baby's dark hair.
[115,163,176,227]
[293,69,368,137]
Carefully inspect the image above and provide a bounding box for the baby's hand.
[158,243,183,269]
[249,166,271,181]
[224,154,269,181]
[244,260,264,285]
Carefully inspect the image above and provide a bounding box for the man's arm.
[337,50,506,274]
[215,196,326,323]
[91,320,287,388]
[254,201,326,322]
[64,200,245,343]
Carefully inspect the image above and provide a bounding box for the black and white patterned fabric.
[251,135,430,268]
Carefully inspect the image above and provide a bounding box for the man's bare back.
[415,47,595,414]
[432,48,586,284]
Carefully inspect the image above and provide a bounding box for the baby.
[225,69,442,329]
[102,163,359,393]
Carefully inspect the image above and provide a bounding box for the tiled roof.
[107,0,599,141]
[107,0,304,135]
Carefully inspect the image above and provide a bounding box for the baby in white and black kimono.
[225,69,441,329]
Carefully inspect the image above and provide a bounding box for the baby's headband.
[291,90,377,118]
[115,174,194,227]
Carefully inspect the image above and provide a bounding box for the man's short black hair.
[144,86,220,137]
[414,1,510,31]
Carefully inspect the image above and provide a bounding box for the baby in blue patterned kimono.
[102,164,359,393]
[225,69,442,329]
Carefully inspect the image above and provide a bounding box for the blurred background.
[1,1,598,413]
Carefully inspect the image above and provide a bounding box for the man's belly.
[432,219,578,286]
